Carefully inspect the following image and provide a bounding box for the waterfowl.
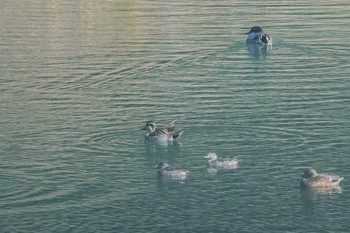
[141,120,184,141]
[156,162,189,179]
[203,153,239,169]
[301,168,344,187]
[245,26,272,45]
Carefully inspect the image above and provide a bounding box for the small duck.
[156,162,189,179]
[141,120,184,141]
[245,26,272,45]
[203,153,239,169]
[301,168,344,187]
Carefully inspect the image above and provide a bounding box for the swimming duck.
[156,162,189,179]
[245,26,272,45]
[203,153,239,169]
[301,168,344,187]
[141,120,184,141]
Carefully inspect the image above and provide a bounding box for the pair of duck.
[245,27,345,188]
[156,153,239,179]
[142,120,188,179]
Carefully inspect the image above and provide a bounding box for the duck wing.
[261,34,271,44]
[147,128,168,137]
[164,164,187,172]
[219,157,238,163]
[256,33,271,45]
[306,174,343,186]
[164,120,177,132]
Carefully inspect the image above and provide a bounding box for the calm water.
[1,0,350,232]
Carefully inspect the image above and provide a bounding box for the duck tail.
[330,176,344,186]
[337,177,344,184]
[172,130,184,139]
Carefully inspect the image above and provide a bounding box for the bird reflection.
[144,139,181,155]
[246,44,272,59]
[300,185,342,202]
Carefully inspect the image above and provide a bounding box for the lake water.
[1,0,350,232]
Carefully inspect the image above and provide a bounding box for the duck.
[141,120,184,141]
[301,168,344,187]
[156,162,189,179]
[203,153,239,169]
[245,26,272,45]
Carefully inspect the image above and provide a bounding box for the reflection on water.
[206,164,238,176]
[144,139,182,155]
[156,174,189,187]
[300,185,343,202]
[157,171,189,182]
[246,44,272,59]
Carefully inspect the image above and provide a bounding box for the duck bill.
[203,155,209,159]
[244,29,253,35]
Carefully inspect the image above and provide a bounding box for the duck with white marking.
[156,162,189,179]
[203,153,240,169]
[141,120,184,142]
[245,26,272,45]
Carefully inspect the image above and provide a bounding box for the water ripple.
[1,0,350,232]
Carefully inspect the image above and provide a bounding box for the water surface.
[1,0,350,232]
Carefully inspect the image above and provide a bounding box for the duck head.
[245,26,263,34]
[303,168,318,178]
[203,153,218,160]
[141,121,157,133]
[156,162,169,169]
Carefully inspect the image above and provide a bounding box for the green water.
[1,0,350,232]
